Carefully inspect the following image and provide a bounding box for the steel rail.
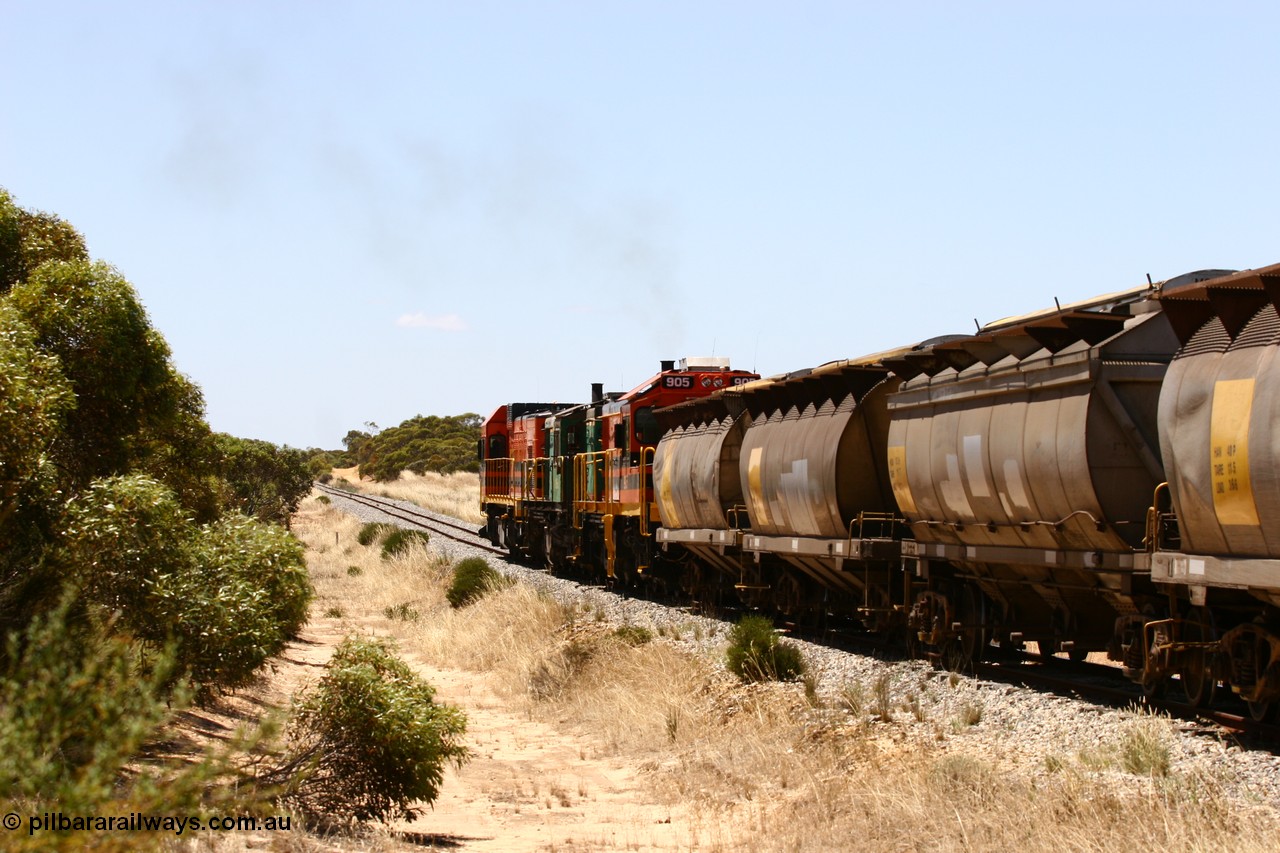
[314,482,506,555]
[971,656,1280,743]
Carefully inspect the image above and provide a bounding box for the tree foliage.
[340,429,373,468]
[215,433,314,525]
[6,259,219,506]
[0,191,21,293]
[0,188,88,294]
[0,303,72,492]
[0,188,320,821]
[357,413,482,481]
[0,301,73,604]
[61,475,313,692]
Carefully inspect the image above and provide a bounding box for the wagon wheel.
[903,619,921,661]
[1141,673,1168,702]
[910,590,950,666]
[964,584,989,665]
[942,585,987,672]
[1246,631,1275,722]
[1179,605,1218,708]
[775,573,804,618]
[940,638,969,673]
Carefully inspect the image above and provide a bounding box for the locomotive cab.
[575,358,759,585]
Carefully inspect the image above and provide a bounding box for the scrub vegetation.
[725,614,807,682]
[0,189,319,847]
[283,636,469,826]
[445,556,510,608]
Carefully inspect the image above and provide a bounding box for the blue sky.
[4,2,1278,449]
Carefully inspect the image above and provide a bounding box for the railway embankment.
[302,485,1280,851]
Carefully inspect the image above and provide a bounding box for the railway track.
[314,482,1280,747]
[972,656,1280,743]
[314,482,505,555]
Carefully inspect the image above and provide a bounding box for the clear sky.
[4,2,1278,450]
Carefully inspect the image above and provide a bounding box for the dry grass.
[291,497,1280,852]
[180,829,411,852]
[329,467,483,524]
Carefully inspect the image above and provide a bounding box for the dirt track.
[194,614,702,852]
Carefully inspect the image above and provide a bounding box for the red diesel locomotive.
[479,358,758,587]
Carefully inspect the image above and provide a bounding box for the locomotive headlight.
[713,378,724,387]
[701,377,712,387]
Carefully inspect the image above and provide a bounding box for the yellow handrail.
[639,446,655,536]
[1143,482,1170,551]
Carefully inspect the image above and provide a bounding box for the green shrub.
[286,636,468,824]
[0,597,234,852]
[196,514,312,640]
[60,474,195,619]
[613,625,654,646]
[383,603,420,622]
[725,614,806,682]
[315,494,331,505]
[0,598,179,807]
[356,521,395,546]
[61,475,313,693]
[445,557,508,608]
[347,564,363,576]
[380,528,431,559]
[144,515,311,691]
